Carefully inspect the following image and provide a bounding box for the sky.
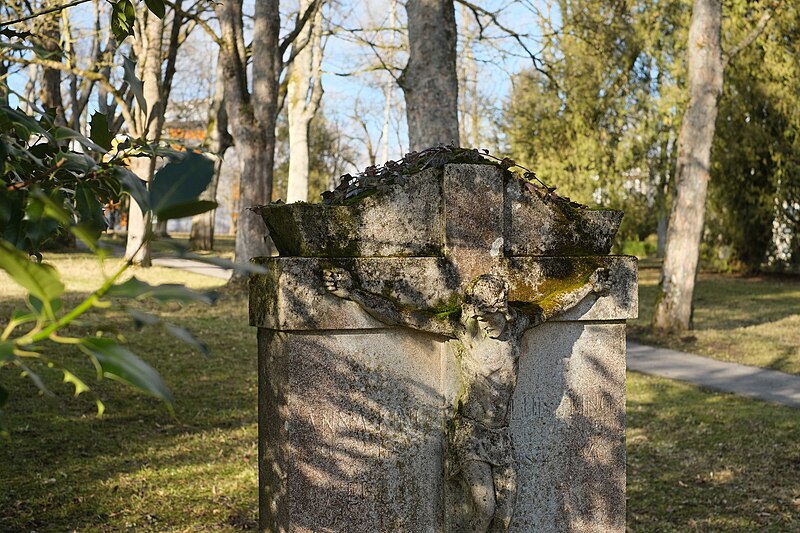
[3,0,555,170]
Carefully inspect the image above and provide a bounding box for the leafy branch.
[0,105,232,435]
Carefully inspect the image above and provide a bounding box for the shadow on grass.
[0,289,259,531]
[637,272,800,331]
[626,371,800,533]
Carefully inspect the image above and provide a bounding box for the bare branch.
[164,0,222,46]
[723,1,782,65]
[279,0,321,58]
[0,0,90,26]
[4,54,136,129]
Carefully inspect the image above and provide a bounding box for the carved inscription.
[512,392,619,424]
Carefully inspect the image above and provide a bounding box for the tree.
[653,0,777,330]
[275,107,358,202]
[502,0,684,249]
[707,2,800,272]
[189,52,233,250]
[399,0,459,150]
[285,0,324,203]
[123,1,189,265]
[215,0,320,272]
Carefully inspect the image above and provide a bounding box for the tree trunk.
[123,5,184,265]
[399,0,459,151]
[37,12,64,123]
[653,0,723,331]
[285,0,323,204]
[216,0,281,274]
[190,52,232,251]
[381,0,397,164]
[124,9,165,266]
[125,156,153,265]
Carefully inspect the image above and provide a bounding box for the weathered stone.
[249,256,637,331]
[250,163,637,532]
[505,179,623,257]
[255,168,444,258]
[255,164,623,260]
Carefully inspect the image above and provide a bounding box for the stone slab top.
[249,255,637,331]
[255,164,622,259]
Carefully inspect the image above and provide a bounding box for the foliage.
[502,0,691,247]
[707,2,800,272]
[0,105,222,433]
[317,144,587,209]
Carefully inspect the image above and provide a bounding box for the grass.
[627,372,800,532]
[101,232,236,260]
[631,266,800,375]
[1,254,257,531]
[1,254,798,531]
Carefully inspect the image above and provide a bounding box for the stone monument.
[250,152,637,532]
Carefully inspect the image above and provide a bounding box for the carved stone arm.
[536,267,612,324]
[323,268,455,337]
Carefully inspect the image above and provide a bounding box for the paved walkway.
[627,341,800,409]
[152,256,232,280]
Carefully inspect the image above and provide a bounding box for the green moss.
[424,293,463,320]
[511,258,602,316]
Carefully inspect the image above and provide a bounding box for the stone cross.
[250,164,637,532]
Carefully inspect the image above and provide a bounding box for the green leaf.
[79,338,173,405]
[150,152,215,219]
[111,0,137,42]
[145,0,166,19]
[121,55,146,113]
[164,323,209,356]
[156,200,217,220]
[120,169,151,213]
[0,240,64,318]
[23,195,61,247]
[125,308,161,327]
[62,369,90,397]
[0,342,14,362]
[19,363,52,397]
[69,223,101,252]
[30,189,70,225]
[89,112,114,151]
[53,127,106,153]
[107,277,216,304]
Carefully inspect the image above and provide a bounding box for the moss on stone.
[510,258,603,316]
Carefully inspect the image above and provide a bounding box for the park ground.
[0,244,798,532]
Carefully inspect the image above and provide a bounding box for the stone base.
[257,321,626,532]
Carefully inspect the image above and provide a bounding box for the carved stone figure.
[323,267,611,531]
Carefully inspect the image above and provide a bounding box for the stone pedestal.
[250,164,637,532]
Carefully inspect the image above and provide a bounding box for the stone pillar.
[250,164,637,532]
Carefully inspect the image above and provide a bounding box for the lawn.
[632,265,800,375]
[1,253,798,531]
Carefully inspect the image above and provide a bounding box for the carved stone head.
[463,274,511,337]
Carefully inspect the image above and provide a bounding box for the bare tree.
[285,0,324,203]
[399,0,459,150]
[124,2,187,265]
[189,52,232,250]
[215,0,320,273]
